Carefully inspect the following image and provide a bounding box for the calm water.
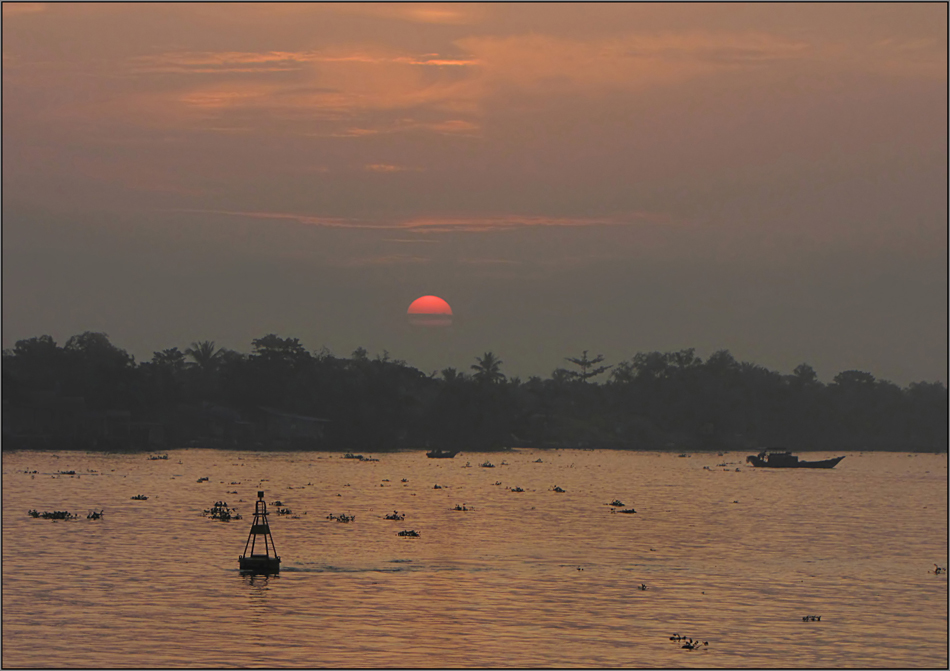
[2,449,947,668]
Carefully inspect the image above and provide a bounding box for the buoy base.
[239,555,281,574]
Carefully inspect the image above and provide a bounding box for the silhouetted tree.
[471,352,506,384]
[184,340,223,372]
[564,350,613,382]
[3,332,946,453]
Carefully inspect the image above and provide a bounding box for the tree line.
[2,332,946,452]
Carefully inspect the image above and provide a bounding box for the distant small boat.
[746,451,845,469]
[426,450,459,459]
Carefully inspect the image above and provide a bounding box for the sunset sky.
[3,3,946,384]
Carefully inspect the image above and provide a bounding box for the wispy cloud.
[181,209,676,233]
[364,164,423,173]
[131,49,479,75]
[2,3,46,16]
[331,3,489,26]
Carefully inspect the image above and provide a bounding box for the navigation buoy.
[239,491,281,574]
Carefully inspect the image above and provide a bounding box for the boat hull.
[239,555,281,574]
[746,455,845,469]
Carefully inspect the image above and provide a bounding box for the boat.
[426,449,459,459]
[745,451,845,469]
[239,490,280,574]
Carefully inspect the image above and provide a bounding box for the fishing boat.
[238,491,280,573]
[746,451,845,469]
[426,449,459,459]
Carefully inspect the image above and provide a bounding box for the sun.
[407,295,453,327]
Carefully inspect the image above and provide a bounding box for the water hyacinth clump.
[203,501,241,521]
[28,509,78,520]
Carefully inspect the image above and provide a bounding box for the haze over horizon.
[3,3,947,386]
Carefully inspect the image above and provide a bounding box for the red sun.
[407,295,453,327]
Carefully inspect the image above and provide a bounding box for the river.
[2,448,946,668]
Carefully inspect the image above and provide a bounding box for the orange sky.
[3,3,947,383]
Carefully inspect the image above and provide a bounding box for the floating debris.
[204,501,241,521]
[669,634,707,650]
[385,511,405,520]
[397,529,420,537]
[130,494,149,501]
[28,509,77,520]
[607,499,625,507]
[802,615,821,622]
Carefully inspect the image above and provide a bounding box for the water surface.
[3,449,946,668]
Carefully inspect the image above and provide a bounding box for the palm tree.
[471,352,506,384]
[184,340,223,372]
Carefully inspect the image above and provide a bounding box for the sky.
[2,3,947,385]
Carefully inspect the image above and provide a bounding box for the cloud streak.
[180,209,678,233]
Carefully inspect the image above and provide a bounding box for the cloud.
[331,3,489,25]
[2,3,46,16]
[131,49,479,75]
[455,31,814,96]
[364,164,424,173]
[105,31,829,138]
[184,209,676,233]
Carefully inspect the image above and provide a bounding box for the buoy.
[239,491,281,574]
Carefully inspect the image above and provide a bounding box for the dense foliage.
[2,333,946,452]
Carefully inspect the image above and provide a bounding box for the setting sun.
[407,295,453,327]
